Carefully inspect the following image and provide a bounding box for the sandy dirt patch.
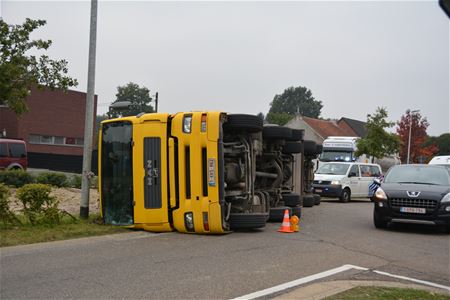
[8,188,100,215]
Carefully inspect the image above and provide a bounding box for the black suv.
[372,164,450,233]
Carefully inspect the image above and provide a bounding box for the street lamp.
[406,109,420,164]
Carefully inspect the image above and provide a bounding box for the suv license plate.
[400,207,426,214]
[315,189,322,193]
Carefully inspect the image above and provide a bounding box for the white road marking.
[231,264,450,300]
[231,264,367,300]
[373,270,450,291]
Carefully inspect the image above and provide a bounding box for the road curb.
[271,280,450,299]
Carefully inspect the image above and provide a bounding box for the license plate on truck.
[400,207,426,214]
[315,188,322,193]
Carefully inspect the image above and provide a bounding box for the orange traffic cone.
[290,215,299,232]
[277,209,294,233]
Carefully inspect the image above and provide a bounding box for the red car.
[0,139,28,170]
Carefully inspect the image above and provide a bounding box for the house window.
[29,134,83,147]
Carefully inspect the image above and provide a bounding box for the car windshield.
[384,165,450,186]
[319,151,353,162]
[316,163,350,175]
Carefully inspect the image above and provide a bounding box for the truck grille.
[313,180,331,185]
[389,198,438,209]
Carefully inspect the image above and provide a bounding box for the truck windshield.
[316,163,350,175]
[320,151,353,162]
[101,121,134,225]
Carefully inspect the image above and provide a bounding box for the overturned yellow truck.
[99,112,304,234]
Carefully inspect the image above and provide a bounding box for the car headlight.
[441,192,450,203]
[374,187,387,201]
[331,180,341,185]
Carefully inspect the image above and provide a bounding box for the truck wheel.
[282,142,302,154]
[268,206,292,222]
[303,140,317,156]
[340,188,351,203]
[288,129,304,142]
[373,210,388,229]
[229,213,267,230]
[224,114,263,133]
[291,206,302,218]
[303,194,315,207]
[282,193,301,207]
[263,125,292,140]
[315,144,323,155]
[313,194,321,205]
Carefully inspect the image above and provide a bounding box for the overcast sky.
[1,1,449,136]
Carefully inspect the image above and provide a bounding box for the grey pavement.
[1,199,449,299]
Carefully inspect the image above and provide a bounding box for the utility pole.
[80,0,98,219]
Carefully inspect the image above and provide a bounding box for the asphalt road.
[1,198,449,299]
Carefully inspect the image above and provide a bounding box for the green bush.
[0,183,21,226]
[70,175,82,188]
[16,183,61,225]
[36,172,68,187]
[0,170,34,187]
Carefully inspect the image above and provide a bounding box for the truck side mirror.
[374,178,381,185]
[348,172,357,177]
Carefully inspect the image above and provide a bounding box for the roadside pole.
[80,0,98,219]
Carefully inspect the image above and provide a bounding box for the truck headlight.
[441,193,450,203]
[183,115,192,133]
[184,212,194,232]
[374,187,387,201]
[331,180,341,185]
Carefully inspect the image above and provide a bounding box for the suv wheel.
[340,188,351,203]
[373,210,388,229]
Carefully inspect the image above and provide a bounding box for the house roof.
[338,117,367,137]
[302,116,356,139]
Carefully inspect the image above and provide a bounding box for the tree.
[266,86,322,125]
[0,18,78,115]
[424,133,450,156]
[108,82,154,118]
[396,110,438,163]
[355,107,400,162]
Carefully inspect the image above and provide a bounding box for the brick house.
[0,86,98,173]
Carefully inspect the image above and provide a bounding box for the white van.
[312,162,382,202]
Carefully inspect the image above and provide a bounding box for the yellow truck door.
[132,114,172,232]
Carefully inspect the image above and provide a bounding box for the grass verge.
[0,214,128,247]
[327,286,450,300]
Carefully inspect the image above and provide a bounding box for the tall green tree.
[355,107,400,161]
[108,82,154,118]
[0,18,78,115]
[266,86,322,125]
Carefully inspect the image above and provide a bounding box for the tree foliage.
[0,18,78,115]
[396,110,438,163]
[108,82,154,118]
[266,86,322,125]
[355,107,400,161]
[424,133,450,156]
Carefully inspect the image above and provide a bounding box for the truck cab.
[99,112,275,234]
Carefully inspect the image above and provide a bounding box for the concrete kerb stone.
[271,280,450,300]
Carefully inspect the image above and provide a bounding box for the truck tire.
[288,129,304,142]
[291,206,302,218]
[340,188,351,203]
[303,140,317,156]
[282,193,301,207]
[229,213,267,230]
[268,206,292,222]
[315,144,323,155]
[313,194,321,205]
[262,125,292,140]
[224,114,263,133]
[303,194,315,207]
[282,142,302,154]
